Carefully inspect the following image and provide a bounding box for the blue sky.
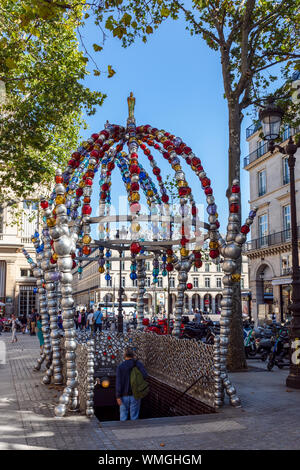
[78,17,254,237]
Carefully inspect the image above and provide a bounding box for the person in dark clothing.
[116,347,147,421]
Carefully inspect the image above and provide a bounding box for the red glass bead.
[85,178,93,186]
[179,187,188,197]
[140,143,146,150]
[82,205,92,215]
[100,130,109,139]
[186,283,193,290]
[180,237,189,246]
[183,146,192,155]
[82,246,91,255]
[76,188,83,197]
[215,221,220,228]
[163,152,169,159]
[130,242,141,254]
[154,144,160,150]
[90,150,99,158]
[50,257,57,264]
[175,147,183,155]
[100,192,107,200]
[192,157,200,166]
[195,260,202,268]
[192,206,197,216]
[185,157,191,165]
[166,263,174,272]
[130,165,140,175]
[102,183,109,192]
[204,187,213,195]
[167,249,173,256]
[68,159,76,168]
[162,194,169,203]
[241,225,250,234]
[232,185,240,193]
[153,167,160,175]
[91,133,99,140]
[157,175,162,182]
[102,143,110,151]
[201,177,211,188]
[131,152,138,159]
[72,261,77,269]
[230,203,239,213]
[194,251,201,259]
[210,249,219,259]
[40,200,48,209]
[131,182,139,191]
[72,152,81,160]
[71,252,76,259]
[107,162,115,171]
[55,175,63,183]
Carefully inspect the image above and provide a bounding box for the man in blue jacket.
[116,347,147,421]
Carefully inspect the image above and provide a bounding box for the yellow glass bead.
[94,144,101,150]
[147,199,151,206]
[55,195,65,205]
[191,165,197,171]
[173,164,181,172]
[121,151,127,158]
[46,218,56,227]
[98,266,105,274]
[147,190,153,197]
[126,183,131,191]
[79,181,85,188]
[180,248,189,257]
[31,237,37,243]
[131,192,140,202]
[167,257,173,263]
[82,141,89,149]
[215,213,218,218]
[177,180,187,187]
[209,241,219,249]
[160,136,167,143]
[131,222,140,232]
[83,234,91,244]
[232,274,241,282]
[88,164,94,170]
[52,253,58,261]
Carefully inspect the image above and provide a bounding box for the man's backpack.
[130,360,149,400]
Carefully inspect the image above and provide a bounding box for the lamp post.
[259,100,300,388]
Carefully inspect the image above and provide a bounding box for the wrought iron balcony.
[243,126,300,168]
[244,227,300,252]
[246,122,261,139]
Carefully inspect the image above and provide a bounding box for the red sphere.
[82,205,92,215]
[166,263,174,272]
[209,249,219,259]
[130,242,141,255]
[230,203,239,213]
[241,225,250,234]
[201,177,211,188]
[162,194,169,203]
[204,187,213,195]
[232,185,240,193]
[40,200,48,209]
[76,188,83,197]
[186,283,193,290]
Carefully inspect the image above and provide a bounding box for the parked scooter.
[267,327,290,371]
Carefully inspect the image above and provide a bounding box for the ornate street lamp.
[259,100,300,389]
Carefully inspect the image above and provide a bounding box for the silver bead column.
[213,335,223,408]
[51,170,78,417]
[86,339,95,417]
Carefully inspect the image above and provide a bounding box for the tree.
[0,0,105,201]
[89,0,299,370]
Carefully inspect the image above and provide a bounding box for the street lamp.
[259,100,300,389]
[116,226,127,333]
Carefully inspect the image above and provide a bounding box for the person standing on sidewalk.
[93,307,103,332]
[36,314,44,353]
[10,314,18,343]
[116,347,148,421]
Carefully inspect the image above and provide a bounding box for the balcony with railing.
[246,122,261,139]
[244,227,300,252]
[243,126,300,168]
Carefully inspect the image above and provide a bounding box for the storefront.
[272,277,292,322]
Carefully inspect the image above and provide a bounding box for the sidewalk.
[0,332,300,450]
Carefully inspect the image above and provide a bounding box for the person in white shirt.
[86,310,94,330]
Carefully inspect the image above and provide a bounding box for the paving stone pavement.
[0,332,300,450]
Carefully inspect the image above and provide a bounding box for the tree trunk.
[226,103,247,371]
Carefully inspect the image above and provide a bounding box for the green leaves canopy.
[0,0,106,201]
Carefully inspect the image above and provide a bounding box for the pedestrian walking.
[20,313,27,334]
[86,309,94,331]
[116,347,148,421]
[36,314,44,353]
[10,314,18,343]
[93,307,103,332]
[74,310,79,329]
[29,309,37,336]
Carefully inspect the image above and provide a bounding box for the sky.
[77,16,254,238]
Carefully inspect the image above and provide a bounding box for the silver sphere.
[55,404,67,417]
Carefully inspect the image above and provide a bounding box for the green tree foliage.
[0,0,106,201]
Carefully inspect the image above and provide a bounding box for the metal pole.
[167,271,171,335]
[286,140,300,389]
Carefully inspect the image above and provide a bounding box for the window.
[146,262,150,271]
[258,214,268,247]
[258,170,266,197]
[106,278,112,287]
[241,278,245,289]
[20,269,31,277]
[121,261,125,270]
[283,157,290,185]
[216,264,221,272]
[121,276,125,288]
[193,277,199,288]
[283,205,291,240]
[193,265,198,272]
[216,278,222,288]
[132,279,138,287]
[158,277,163,288]
[205,277,210,288]
[146,277,151,287]
[169,277,175,288]
[205,263,210,272]
[0,205,3,234]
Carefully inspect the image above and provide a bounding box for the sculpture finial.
[127,92,135,119]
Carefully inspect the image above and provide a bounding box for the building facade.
[0,200,39,316]
[72,249,249,317]
[244,122,300,324]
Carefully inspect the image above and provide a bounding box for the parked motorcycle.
[267,327,290,371]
